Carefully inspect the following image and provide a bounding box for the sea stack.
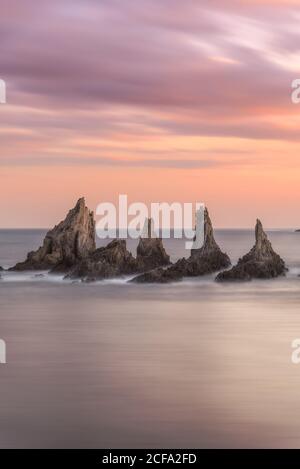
[136,218,170,271]
[10,198,96,272]
[66,239,138,281]
[67,218,171,282]
[187,208,231,275]
[216,219,287,281]
[131,208,230,283]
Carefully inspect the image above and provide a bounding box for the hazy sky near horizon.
[1,0,300,228]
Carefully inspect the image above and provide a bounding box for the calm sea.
[0,229,300,448]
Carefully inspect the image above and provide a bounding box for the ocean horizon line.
[0,227,298,232]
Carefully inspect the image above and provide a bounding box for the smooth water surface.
[0,229,300,448]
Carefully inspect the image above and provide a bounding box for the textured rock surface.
[216,219,287,281]
[131,208,230,283]
[136,219,170,271]
[66,239,138,281]
[10,198,95,272]
[131,265,182,284]
[68,218,171,281]
[187,208,231,275]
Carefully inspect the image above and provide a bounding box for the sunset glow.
[1,0,300,227]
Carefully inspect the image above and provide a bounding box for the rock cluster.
[10,198,96,272]
[67,218,170,281]
[216,220,287,281]
[9,202,171,281]
[131,208,231,283]
[8,199,288,285]
[66,239,138,282]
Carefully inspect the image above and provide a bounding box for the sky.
[1,0,300,228]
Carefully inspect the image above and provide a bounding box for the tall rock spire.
[10,198,96,272]
[216,219,287,281]
[191,208,224,258]
[132,207,230,283]
[136,218,170,271]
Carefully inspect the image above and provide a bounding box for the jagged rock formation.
[67,218,171,281]
[187,208,231,274]
[10,198,95,272]
[66,239,138,281]
[136,218,170,271]
[131,208,230,283]
[216,219,287,281]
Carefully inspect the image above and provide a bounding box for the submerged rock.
[216,219,287,281]
[136,218,170,271]
[131,208,230,283]
[10,198,95,272]
[66,239,138,281]
[131,266,182,284]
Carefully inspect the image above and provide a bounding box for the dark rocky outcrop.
[66,239,138,281]
[10,198,95,272]
[131,266,182,284]
[67,219,171,282]
[216,219,287,282]
[187,208,231,275]
[136,219,170,271]
[131,208,230,283]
